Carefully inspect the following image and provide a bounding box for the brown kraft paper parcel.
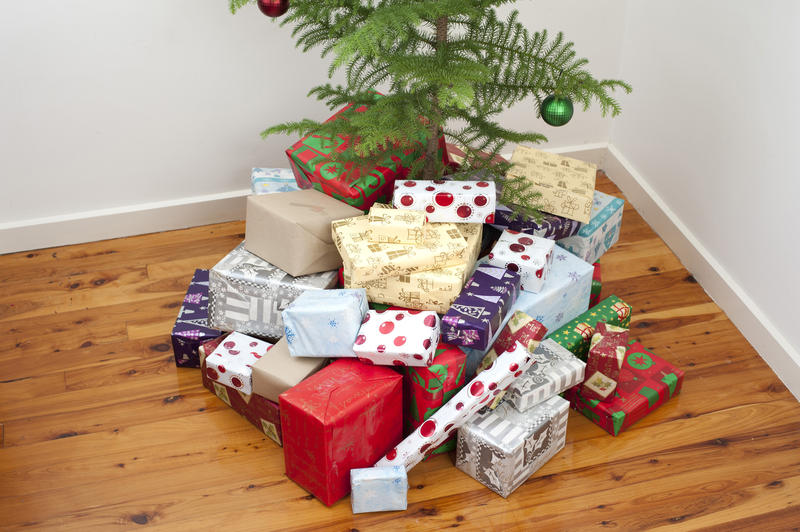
[245,189,363,277]
[251,336,328,403]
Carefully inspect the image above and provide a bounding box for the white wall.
[0,0,626,231]
[611,2,800,377]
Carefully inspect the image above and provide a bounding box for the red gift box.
[581,322,629,402]
[492,310,548,354]
[279,358,403,506]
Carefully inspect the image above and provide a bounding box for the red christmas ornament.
[257,0,289,18]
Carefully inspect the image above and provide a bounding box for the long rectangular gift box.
[548,295,632,361]
[208,243,337,339]
[492,204,582,240]
[392,178,497,224]
[564,340,684,436]
[251,167,301,195]
[366,204,427,245]
[171,269,223,368]
[557,190,624,264]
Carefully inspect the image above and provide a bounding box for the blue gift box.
[557,190,624,264]
[282,288,368,357]
[250,168,301,195]
[350,466,408,514]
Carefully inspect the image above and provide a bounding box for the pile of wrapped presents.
[171,105,684,513]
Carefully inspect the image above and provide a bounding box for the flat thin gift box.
[280,359,403,506]
[250,336,328,403]
[548,295,633,361]
[251,167,300,195]
[392,179,497,224]
[171,269,223,368]
[557,190,625,264]
[208,243,337,339]
[245,189,362,277]
[350,466,408,514]
[282,288,368,358]
[353,309,440,367]
[455,394,569,498]
[492,203,582,240]
[486,230,556,293]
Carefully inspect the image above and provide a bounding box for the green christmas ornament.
[541,95,574,126]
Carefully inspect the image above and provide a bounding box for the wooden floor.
[1,174,799,531]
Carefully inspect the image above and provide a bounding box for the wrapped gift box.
[203,332,271,395]
[548,295,633,361]
[376,342,534,471]
[332,215,467,283]
[487,230,555,293]
[208,243,337,339]
[280,359,403,506]
[590,262,602,308]
[245,189,362,277]
[367,204,427,245]
[199,337,283,446]
[492,204,581,240]
[504,339,586,412]
[171,269,223,368]
[282,288,367,358]
[582,323,629,402]
[404,343,467,456]
[392,179,497,223]
[557,190,625,264]
[251,336,328,403]
[457,222,483,268]
[286,101,449,210]
[564,340,684,436]
[251,167,301,195]
[441,265,521,351]
[455,395,569,498]
[445,142,508,170]
[353,309,440,367]
[508,145,597,224]
[350,466,408,514]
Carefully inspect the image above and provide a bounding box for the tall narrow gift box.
[245,189,362,277]
[251,336,328,403]
[589,262,602,308]
[564,340,684,436]
[557,190,625,264]
[251,168,300,195]
[492,204,581,240]
[486,230,555,293]
[548,295,632,361]
[286,101,449,210]
[171,269,223,368]
[455,395,569,498]
[441,265,521,351]
[581,323,629,402]
[403,343,467,456]
[392,179,497,224]
[280,359,403,506]
[208,243,337,339]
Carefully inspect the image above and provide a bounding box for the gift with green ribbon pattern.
[589,262,602,308]
[548,295,632,361]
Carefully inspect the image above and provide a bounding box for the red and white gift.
[487,230,556,293]
[581,322,629,401]
[375,341,534,471]
[204,332,271,395]
[353,309,440,367]
[392,179,496,223]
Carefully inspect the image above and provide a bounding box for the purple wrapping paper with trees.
[441,265,521,351]
[492,204,582,240]
[171,269,223,368]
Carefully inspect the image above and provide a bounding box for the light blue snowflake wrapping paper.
[250,168,301,195]
[557,190,624,264]
[462,250,593,379]
[282,288,368,358]
[350,466,408,514]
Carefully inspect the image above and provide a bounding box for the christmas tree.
[231,0,631,218]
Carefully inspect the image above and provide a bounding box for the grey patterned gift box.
[455,395,569,498]
[504,339,586,412]
[208,243,337,339]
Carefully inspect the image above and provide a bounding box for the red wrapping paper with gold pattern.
[403,343,467,457]
[279,358,403,506]
[581,323,629,401]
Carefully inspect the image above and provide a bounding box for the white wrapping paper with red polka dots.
[205,332,272,395]
[375,341,534,471]
[353,309,440,367]
[487,230,556,293]
[392,179,496,223]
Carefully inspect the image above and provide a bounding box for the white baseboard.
[0,189,250,254]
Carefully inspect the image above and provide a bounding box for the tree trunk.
[421,16,448,180]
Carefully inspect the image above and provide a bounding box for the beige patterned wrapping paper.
[367,205,427,245]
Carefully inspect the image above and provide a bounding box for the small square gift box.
[208,243,337,339]
[250,167,300,195]
[282,288,368,358]
[492,204,582,240]
[392,179,497,224]
[455,394,569,498]
[486,230,555,293]
[564,340,685,436]
[581,323,629,402]
[350,466,408,514]
[375,342,534,472]
[280,359,403,506]
[353,309,440,367]
[557,190,625,264]
[367,204,427,245]
[203,332,271,395]
[441,264,521,351]
[171,269,223,368]
[589,262,602,308]
[548,295,633,361]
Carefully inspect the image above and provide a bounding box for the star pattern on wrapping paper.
[568,271,579,282]
[329,319,337,328]
[556,254,568,261]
